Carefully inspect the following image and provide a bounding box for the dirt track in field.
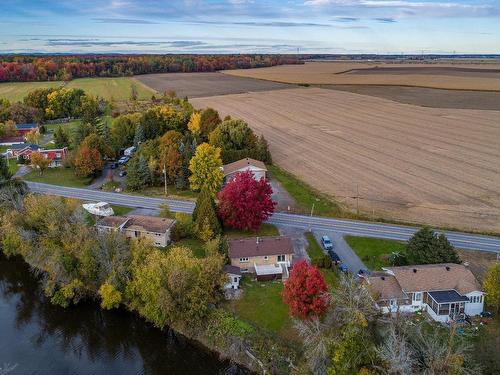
[135,72,292,98]
[192,88,500,232]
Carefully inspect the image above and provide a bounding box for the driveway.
[313,231,366,273]
[269,178,297,212]
[278,226,309,262]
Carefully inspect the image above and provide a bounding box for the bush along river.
[0,255,248,374]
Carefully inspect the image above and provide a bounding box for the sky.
[0,0,499,54]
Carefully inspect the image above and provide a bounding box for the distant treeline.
[0,54,302,82]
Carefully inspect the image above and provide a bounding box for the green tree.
[407,227,460,265]
[484,262,500,313]
[0,156,12,181]
[111,113,140,151]
[133,123,145,147]
[99,283,122,310]
[188,143,223,196]
[209,119,256,151]
[126,155,150,191]
[53,126,70,148]
[80,94,103,126]
[193,188,221,240]
[199,107,221,139]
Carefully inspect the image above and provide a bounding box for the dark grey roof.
[15,123,37,130]
[428,290,469,304]
[9,143,39,150]
[223,265,241,275]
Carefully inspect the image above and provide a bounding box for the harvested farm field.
[223,61,500,91]
[135,72,292,98]
[192,88,500,233]
[323,85,500,110]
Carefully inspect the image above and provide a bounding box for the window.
[155,242,161,246]
[233,277,238,282]
[134,231,140,237]
[277,255,286,262]
[241,268,249,273]
[56,153,61,158]
[413,292,422,302]
[239,257,249,263]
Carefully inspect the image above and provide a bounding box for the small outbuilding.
[223,265,242,290]
[222,158,267,183]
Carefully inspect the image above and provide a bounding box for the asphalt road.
[27,182,500,254]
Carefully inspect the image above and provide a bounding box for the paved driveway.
[312,231,366,273]
[278,226,309,261]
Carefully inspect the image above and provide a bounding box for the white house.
[222,158,267,183]
[362,263,484,323]
[223,265,241,290]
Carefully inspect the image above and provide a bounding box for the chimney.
[413,268,417,273]
[445,266,450,271]
[381,276,385,281]
[256,237,260,244]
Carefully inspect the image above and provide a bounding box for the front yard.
[305,231,338,289]
[345,235,407,270]
[23,167,93,188]
[224,223,280,239]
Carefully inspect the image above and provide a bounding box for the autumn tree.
[199,107,221,138]
[188,143,224,196]
[74,145,104,177]
[80,94,104,126]
[188,111,202,137]
[111,112,140,151]
[407,227,460,265]
[217,170,276,231]
[283,260,330,320]
[25,129,42,144]
[80,133,114,159]
[0,120,17,138]
[484,262,500,313]
[30,151,51,175]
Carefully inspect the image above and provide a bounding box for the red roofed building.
[7,145,68,168]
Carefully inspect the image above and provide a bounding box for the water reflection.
[0,255,245,374]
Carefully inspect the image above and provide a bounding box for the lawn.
[167,237,206,258]
[345,236,407,271]
[111,205,133,216]
[44,120,81,134]
[0,77,154,102]
[227,277,294,339]
[224,223,280,239]
[472,316,500,374]
[305,232,338,289]
[23,167,93,188]
[132,185,199,200]
[268,164,347,218]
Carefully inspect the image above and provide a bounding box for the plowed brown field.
[223,61,500,91]
[192,88,500,232]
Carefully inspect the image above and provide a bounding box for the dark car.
[110,162,118,169]
[339,264,348,273]
[357,269,370,277]
[328,250,341,264]
[321,235,333,251]
[118,170,127,177]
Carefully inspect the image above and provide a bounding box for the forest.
[0,54,302,82]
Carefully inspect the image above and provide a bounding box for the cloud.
[93,18,160,24]
[45,39,206,47]
[332,16,361,22]
[373,17,396,22]
[192,20,332,27]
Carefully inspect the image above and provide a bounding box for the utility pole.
[163,164,167,197]
[356,183,360,216]
[310,202,315,217]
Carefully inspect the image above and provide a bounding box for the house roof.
[224,265,241,276]
[10,143,40,151]
[123,215,175,233]
[384,263,481,295]
[15,123,37,130]
[0,136,24,144]
[228,236,293,259]
[222,158,267,176]
[98,216,129,228]
[364,273,407,300]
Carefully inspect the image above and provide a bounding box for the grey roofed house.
[223,265,242,276]
[222,157,267,181]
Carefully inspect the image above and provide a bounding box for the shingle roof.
[384,263,481,294]
[124,215,175,233]
[98,216,129,228]
[10,143,39,151]
[364,273,407,300]
[224,265,241,275]
[428,290,470,303]
[228,236,293,259]
[222,158,267,176]
[0,137,25,144]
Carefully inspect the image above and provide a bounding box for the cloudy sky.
[0,0,499,54]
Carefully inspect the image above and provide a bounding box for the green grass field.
[224,223,280,239]
[168,238,206,258]
[345,236,407,270]
[23,167,93,188]
[305,232,325,258]
[268,164,347,218]
[227,278,294,339]
[0,77,155,102]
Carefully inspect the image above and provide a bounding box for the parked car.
[328,250,341,265]
[118,156,130,165]
[339,264,348,273]
[118,170,127,177]
[321,235,333,251]
[110,162,118,169]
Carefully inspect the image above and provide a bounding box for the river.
[0,255,248,374]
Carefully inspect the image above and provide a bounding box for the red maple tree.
[282,260,330,320]
[217,171,276,231]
